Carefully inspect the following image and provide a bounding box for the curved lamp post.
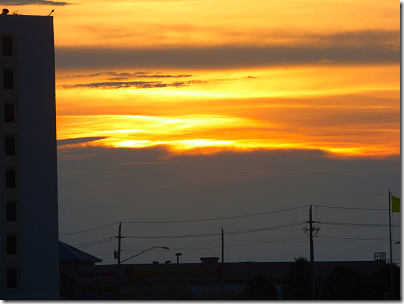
[120,246,169,264]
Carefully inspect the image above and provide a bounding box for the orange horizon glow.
[56,108,400,158]
[55,61,400,159]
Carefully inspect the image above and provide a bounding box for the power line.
[166,239,220,251]
[226,222,306,235]
[123,222,306,239]
[224,236,307,248]
[73,237,112,248]
[75,240,113,248]
[318,236,389,241]
[59,222,119,236]
[105,236,309,256]
[226,236,304,243]
[317,205,388,211]
[121,206,308,224]
[322,221,400,228]
[58,205,391,237]
[61,206,400,254]
[113,227,222,251]
[321,239,392,242]
[58,206,307,238]
[73,221,395,250]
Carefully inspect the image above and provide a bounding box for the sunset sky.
[53,0,400,157]
[2,0,400,264]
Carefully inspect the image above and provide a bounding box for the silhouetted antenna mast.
[48,9,54,16]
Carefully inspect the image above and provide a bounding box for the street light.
[176,253,182,296]
[120,246,169,264]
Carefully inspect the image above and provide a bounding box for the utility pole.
[304,206,320,300]
[309,207,315,300]
[116,222,123,298]
[388,189,394,300]
[221,227,224,297]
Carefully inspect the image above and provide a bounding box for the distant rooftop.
[59,241,103,263]
[1,8,54,16]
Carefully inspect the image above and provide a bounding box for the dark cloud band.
[0,0,71,5]
[57,79,208,90]
[56,44,399,71]
[63,71,193,79]
[57,137,107,146]
[55,29,399,70]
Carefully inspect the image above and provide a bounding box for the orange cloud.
[55,61,399,159]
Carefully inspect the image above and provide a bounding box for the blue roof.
[59,241,102,263]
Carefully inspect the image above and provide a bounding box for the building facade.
[60,257,386,300]
[0,11,60,299]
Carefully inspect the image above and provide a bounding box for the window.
[4,104,14,122]
[5,169,16,188]
[5,136,15,155]
[2,36,12,56]
[6,235,17,255]
[6,201,17,221]
[3,70,13,89]
[6,268,18,289]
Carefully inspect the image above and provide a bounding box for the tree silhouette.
[365,263,400,300]
[320,265,366,300]
[245,274,278,299]
[283,257,311,300]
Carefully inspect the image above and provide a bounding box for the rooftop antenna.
[48,9,54,16]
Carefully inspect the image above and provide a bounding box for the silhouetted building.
[0,11,59,299]
[58,245,386,300]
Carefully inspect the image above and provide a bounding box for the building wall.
[62,262,225,300]
[0,14,60,300]
[62,260,386,299]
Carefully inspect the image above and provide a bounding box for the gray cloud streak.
[57,136,107,146]
[58,79,208,89]
[56,44,399,71]
[63,71,193,79]
[0,0,71,5]
[55,29,399,70]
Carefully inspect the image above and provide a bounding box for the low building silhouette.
[59,243,387,300]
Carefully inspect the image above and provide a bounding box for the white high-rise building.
[0,11,60,299]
